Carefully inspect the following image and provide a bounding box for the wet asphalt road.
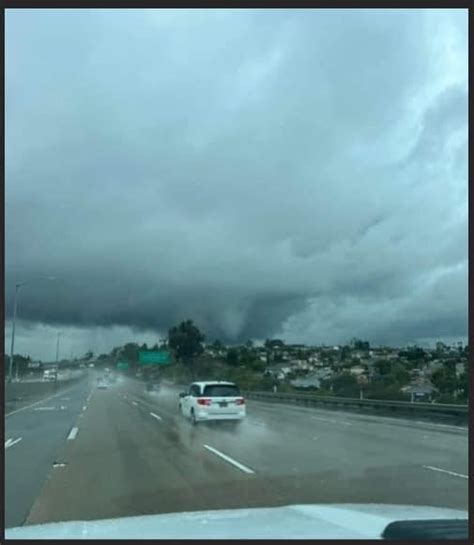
[5,374,468,529]
[5,377,92,528]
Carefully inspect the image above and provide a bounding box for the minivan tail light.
[235,398,245,405]
[197,398,211,406]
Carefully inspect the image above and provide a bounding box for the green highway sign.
[117,361,129,370]
[138,351,171,365]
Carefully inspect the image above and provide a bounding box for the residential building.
[313,368,334,380]
[290,374,321,389]
[348,365,366,376]
[401,381,437,401]
[264,364,292,380]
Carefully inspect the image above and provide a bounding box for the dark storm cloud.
[5,8,467,354]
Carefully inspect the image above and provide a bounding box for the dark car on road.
[146,380,160,392]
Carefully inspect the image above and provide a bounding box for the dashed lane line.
[67,427,79,440]
[415,421,467,432]
[203,444,255,474]
[422,465,468,479]
[125,394,173,419]
[310,415,352,426]
[5,438,22,449]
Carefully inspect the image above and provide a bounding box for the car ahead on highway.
[179,381,245,425]
[42,369,57,381]
[97,378,108,389]
[146,381,160,392]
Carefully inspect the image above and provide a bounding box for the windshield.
[5,7,468,539]
[203,384,241,397]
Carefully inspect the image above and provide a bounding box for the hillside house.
[264,364,292,380]
[290,373,321,389]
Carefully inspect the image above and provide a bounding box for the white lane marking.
[132,401,138,406]
[249,418,265,426]
[150,412,162,421]
[422,465,468,479]
[5,437,22,449]
[82,405,87,411]
[203,444,255,474]
[53,462,66,468]
[67,427,79,440]
[33,407,56,411]
[415,421,467,432]
[125,395,176,420]
[60,406,66,410]
[310,416,352,426]
[128,394,163,410]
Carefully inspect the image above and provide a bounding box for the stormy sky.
[5,9,468,360]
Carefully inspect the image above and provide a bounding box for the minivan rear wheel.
[191,410,198,426]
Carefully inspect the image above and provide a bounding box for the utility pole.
[9,276,56,381]
[56,332,61,365]
[54,332,61,384]
[10,284,20,382]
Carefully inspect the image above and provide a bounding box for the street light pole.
[8,276,56,382]
[9,284,20,382]
[56,332,61,365]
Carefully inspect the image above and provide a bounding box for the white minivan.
[179,381,245,425]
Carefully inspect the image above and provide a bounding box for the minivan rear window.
[203,384,240,397]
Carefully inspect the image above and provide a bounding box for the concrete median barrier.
[5,373,87,409]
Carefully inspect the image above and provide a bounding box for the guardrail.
[161,381,467,423]
[242,390,468,423]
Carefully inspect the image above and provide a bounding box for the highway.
[5,372,468,529]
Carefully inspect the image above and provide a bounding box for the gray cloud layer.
[6,9,468,355]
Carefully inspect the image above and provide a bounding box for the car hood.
[5,503,467,539]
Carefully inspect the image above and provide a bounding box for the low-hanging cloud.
[5,8,467,357]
